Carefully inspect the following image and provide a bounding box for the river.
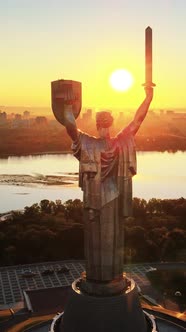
[0,152,185,213]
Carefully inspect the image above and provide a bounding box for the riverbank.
[0,174,78,186]
[0,126,186,156]
[0,151,72,158]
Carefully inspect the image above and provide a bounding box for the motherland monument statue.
[51,27,156,332]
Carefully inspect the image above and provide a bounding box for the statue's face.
[96,112,113,133]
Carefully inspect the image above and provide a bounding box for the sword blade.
[143,26,155,87]
[146,26,152,84]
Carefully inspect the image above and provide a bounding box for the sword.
[143,26,156,87]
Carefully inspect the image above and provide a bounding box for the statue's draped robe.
[72,128,136,281]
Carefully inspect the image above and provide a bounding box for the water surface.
[0,152,185,213]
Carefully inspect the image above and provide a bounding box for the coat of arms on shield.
[51,79,82,126]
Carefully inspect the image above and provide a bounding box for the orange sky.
[0,1,186,110]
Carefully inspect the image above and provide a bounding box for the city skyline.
[0,0,186,110]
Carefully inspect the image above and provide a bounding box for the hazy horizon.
[1,1,186,109]
[1,105,186,113]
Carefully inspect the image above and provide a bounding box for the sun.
[109,69,134,92]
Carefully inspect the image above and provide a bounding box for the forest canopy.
[0,198,185,266]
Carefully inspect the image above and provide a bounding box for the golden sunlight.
[109,69,134,92]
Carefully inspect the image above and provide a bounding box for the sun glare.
[109,69,134,92]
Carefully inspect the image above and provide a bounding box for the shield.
[51,79,82,126]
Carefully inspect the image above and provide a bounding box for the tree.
[125,226,148,262]
[3,246,16,265]
[147,198,163,215]
[133,198,147,217]
[40,199,56,214]
[148,227,168,246]
[64,199,83,223]
[24,203,40,217]
[162,228,186,260]
[54,199,65,214]
[172,199,186,217]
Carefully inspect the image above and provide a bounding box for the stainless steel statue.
[51,79,153,285]
[50,27,156,332]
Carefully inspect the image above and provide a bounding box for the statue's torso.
[72,131,136,214]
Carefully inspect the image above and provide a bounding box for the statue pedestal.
[59,278,148,332]
[79,272,129,296]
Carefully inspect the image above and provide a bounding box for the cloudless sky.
[0,0,186,109]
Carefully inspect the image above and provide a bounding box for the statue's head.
[96,112,113,138]
[96,111,113,129]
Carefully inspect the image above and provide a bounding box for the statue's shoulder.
[79,130,98,143]
[112,131,136,152]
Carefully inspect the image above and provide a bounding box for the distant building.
[12,113,23,128]
[9,113,15,119]
[23,110,30,119]
[35,116,48,126]
[159,109,165,115]
[148,110,158,117]
[15,113,22,120]
[166,110,175,115]
[0,111,7,125]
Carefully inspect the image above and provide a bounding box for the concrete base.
[60,278,148,332]
[80,272,129,296]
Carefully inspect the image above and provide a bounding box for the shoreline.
[0,151,73,158]
[0,174,78,187]
[1,148,186,158]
